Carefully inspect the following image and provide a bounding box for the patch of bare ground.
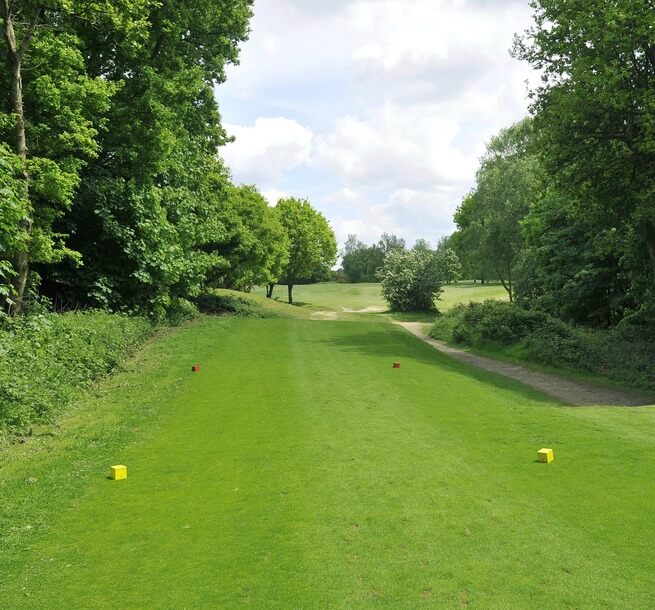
[342,306,386,313]
[396,322,655,407]
[310,311,340,320]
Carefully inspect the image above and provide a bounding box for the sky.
[216,0,537,249]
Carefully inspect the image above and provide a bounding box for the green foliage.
[0,0,150,311]
[2,0,254,320]
[515,191,632,326]
[431,301,655,390]
[443,300,554,345]
[195,291,274,318]
[212,185,289,291]
[275,198,338,303]
[377,248,443,312]
[451,119,540,300]
[341,234,385,283]
[0,144,23,306]
[514,0,655,298]
[433,247,462,285]
[0,311,152,431]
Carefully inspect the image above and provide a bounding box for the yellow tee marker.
[537,448,554,464]
[110,465,128,480]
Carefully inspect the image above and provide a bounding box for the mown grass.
[438,281,508,312]
[255,281,508,316]
[253,282,386,312]
[2,313,655,608]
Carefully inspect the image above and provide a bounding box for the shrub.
[0,312,152,432]
[377,249,443,312]
[430,300,655,390]
[195,292,272,318]
[449,300,547,345]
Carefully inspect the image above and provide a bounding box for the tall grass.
[0,312,152,433]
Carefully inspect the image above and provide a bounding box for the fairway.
[254,281,508,314]
[3,315,655,608]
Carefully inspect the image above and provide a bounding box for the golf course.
[2,284,654,609]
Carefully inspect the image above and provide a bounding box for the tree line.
[0,1,335,319]
[340,233,462,311]
[445,0,655,328]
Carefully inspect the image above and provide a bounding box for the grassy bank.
[0,312,153,436]
[431,300,655,391]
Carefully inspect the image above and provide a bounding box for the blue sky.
[215,0,536,249]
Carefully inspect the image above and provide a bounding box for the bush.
[377,249,443,312]
[0,312,153,432]
[430,301,655,390]
[195,292,273,318]
[449,300,547,345]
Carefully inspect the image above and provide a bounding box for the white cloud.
[324,186,459,247]
[221,117,313,184]
[314,103,477,188]
[261,188,288,205]
[218,0,538,247]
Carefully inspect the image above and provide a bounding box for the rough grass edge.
[0,311,154,442]
[430,300,655,392]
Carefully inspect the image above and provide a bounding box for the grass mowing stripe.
[2,318,655,608]
[283,321,655,607]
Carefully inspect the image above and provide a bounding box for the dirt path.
[396,322,654,407]
[311,311,340,320]
[342,306,386,313]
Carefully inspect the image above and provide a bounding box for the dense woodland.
[448,0,655,329]
[1,1,653,325]
[0,0,335,320]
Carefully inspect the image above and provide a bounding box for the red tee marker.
[393,362,401,369]
[192,365,201,372]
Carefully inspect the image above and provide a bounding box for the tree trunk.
[3,4,41,314]
[287,284,293,304]
[498,270,513,303]
[266,283,275,298]
[8,52,31,313]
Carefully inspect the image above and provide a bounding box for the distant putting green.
[2,312,655,608]
[254,281,508,314]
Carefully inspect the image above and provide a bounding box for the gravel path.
[310,311,340,320]
[341,306,386,313]
[397,322,654,407]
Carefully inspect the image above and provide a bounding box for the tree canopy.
[451,119,540,301]
[275,198,337,304]
[446,0,655,327]
[513,0,655,300]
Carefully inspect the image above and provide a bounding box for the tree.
[453,119,541,301]
[212,185,288,292]
[341,234,385,283]
[434,247,462,285]
[37,0,254,319]
[513,0,655,295]
[378,233,406,255]
[515,190,631,327]
[451,196,493,283]
[275,198,337,304]
[377,248,443,312]
[0,143,22,311]
[1,0,146,312]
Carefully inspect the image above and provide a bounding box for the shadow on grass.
[312,325,560,407]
